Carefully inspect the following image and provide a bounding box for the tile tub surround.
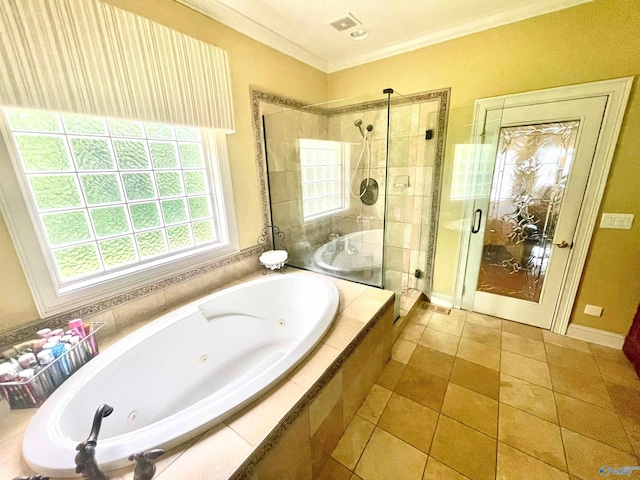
[323,308,640,480]
[0,268,394,480]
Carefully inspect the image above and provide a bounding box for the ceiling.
[177,0,592,73]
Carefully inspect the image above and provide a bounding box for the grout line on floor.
[327,310,640,480]
[348,413,378,478]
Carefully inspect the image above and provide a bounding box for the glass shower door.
[262,97,387,288]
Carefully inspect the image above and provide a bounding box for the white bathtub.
[23,274,339,476]
[314,229,383,273]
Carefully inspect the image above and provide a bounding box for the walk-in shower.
[251,88,450,316]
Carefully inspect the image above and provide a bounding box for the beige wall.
[2,0,638,336]
[328,0,640,335]
[0,0,328,330]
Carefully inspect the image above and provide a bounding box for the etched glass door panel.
[477,121,579,303]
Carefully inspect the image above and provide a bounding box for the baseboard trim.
[566,324,625,349]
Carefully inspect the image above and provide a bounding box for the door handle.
[555,240,570,248]
[471,209,482,234]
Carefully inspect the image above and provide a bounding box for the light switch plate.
[600,213,634,229]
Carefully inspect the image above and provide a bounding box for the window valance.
[0,0,235,131]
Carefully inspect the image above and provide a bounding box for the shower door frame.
[454,77,633,334]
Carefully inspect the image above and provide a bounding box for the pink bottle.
[68,319,86,339]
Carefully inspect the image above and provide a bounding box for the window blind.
[0,0,235,132]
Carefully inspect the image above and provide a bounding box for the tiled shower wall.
[262,106,333,264]
[262,97,441,296]
[327,101,440,294]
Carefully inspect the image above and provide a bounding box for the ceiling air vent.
[329,13,361,32]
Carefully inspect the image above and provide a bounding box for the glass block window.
[450,144,495,201]
[3,108,221,282]
[299,139,349,221]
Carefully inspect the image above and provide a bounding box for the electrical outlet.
[584,304,603,317]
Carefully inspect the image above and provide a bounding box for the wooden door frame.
[454,77,633,334]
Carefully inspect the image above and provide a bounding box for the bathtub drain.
[278,319,286,327]
[199,355,208,364]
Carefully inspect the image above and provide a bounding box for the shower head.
[354,119,376,138]
[354,119,374,138]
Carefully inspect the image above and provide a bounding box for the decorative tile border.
[0,245,262,350]
[250,87,450,295]
[229,293,395,480]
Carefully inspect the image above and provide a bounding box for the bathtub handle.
[129,449,165,480]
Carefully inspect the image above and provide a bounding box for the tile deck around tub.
[0,267,394,480]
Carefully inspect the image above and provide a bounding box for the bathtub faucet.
[327,233,342,253]
[75,404,114,480]
[129,449,165,480]
[129,448,164,480]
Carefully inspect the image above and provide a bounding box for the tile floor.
[317,308,640,480]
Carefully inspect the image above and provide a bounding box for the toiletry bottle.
[18,352,37,370]
[0,360,19,382]
[85,323,97,354]
[37,348,63,387]
[51,328,64,337]
[17,369,38,407]
[36,328,52,339]
[69,319,86,339]
[47,341,71,377]
[32,361,55,396]
[62,335,79,369]
[68,335,87,365]
[31,338,46,355]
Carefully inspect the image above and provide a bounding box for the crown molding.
[326,0,593,72]
[177,0,592,74]
[176,0,328,72]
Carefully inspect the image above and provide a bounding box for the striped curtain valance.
[0,0,235,132]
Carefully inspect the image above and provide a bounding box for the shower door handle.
[471,209,482,234]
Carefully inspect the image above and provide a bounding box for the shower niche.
[251,88,449,311]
